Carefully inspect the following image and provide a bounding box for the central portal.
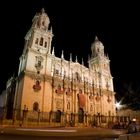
[78,108,84,123]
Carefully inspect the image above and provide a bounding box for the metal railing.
[0,108,131,128]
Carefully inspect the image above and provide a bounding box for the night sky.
[0,1,140,99]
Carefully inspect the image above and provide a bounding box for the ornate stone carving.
[35,56,43,71]
[55,84,64,94]
[89,94,94,100]
[56,99,62,109]
[66,87,72,96]
[33,80,41,91]
[95,94,101,101]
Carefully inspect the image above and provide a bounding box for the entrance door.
[56,110,61,122]
[78,108,84,123]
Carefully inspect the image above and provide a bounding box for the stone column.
[61,112,64,126]
[22,108,28,126]
[50,77,55,125]
[12,109,17,125]
[49,111,55,126]
[37,110,41,124]
[74,113,78,127]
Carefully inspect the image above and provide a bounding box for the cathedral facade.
[13,8,116,126]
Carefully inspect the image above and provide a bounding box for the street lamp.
[115,102,121,109]
[115,101,122,120]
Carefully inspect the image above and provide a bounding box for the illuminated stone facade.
[14,8,116,126]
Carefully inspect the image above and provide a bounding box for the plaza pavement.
[0,125,140,139]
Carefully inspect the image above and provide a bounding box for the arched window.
[35,38,39,44]
[44,42,47,48]
[37,20,40,27]
[75,72,81,82]
[78,108,84,123]
[90,105,93,111]
[38,60,41,67]
[55,65,61,75]
[40,37,43,46]
[55,110,61,122]
[42,21,45,26]
[67,102,70,110]
[33,102,39,111]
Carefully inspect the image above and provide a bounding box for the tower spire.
[70,53,72,61]
[82,58,84,65]
[41,8,45,13]
[75,55,78,63]
[52,47,55,55]
[95,36,99,41]
[61,50,64,59]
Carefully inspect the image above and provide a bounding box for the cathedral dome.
[32,8,50,31]
[91,36,104,50]
[91,36,104,57]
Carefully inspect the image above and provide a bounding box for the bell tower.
[15,8,54,111]
[18,8,53,75]
[23,8,53,55]
[89,36,114,91]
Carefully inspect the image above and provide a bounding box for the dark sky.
[0,1,140,97]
